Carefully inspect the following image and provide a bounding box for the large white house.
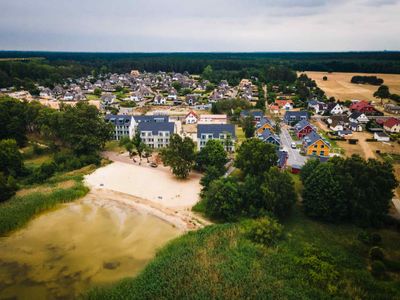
[197,124,236,152]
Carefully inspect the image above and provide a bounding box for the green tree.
[200,166,225,192]
[171,82,182,92]
[0,139,24,177]
[235,138,277,177]
[302,163,347,222]
[202,65,213,81]
[242,116,255,138]
[196,139,227,172]
[56,102,113,155]
[203,177,241,221]
[0,172,18,202]
[0,96,30,146]
[300,158,321,183]
[93,88,102,97]
[160,134,196,179]
[260,168,297,219]
[374,85,390,105]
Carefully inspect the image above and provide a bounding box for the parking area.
[280,125,308,167]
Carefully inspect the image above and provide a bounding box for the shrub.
[371,233,382,246]
[371,260,386,278]
[247,217,284,246]
[0,173,18,202]
[369,247,384,261]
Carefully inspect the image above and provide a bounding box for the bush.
[371,233,382,246]
[246,217,284,246]
[0,173,18,202]
[371,260,386,278]
[369,247,384,261]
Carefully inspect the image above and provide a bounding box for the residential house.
[199,114,227,124]
[374,132,390,142]
[277,150,288,169]
[101,94,116,105]
[349,112,369,124]
[240,110,264,122]
[105,115,135,140]
[269,104,280,115]
[327,115,349,132]
[185,111,199,124]
[326,102,344,115]
[350,100,377,115]
[167,88,178,100]
[294,120,315,138]
[383,117,400,133]
[302,131,330,157]
[308,100,326,114]
[138,122,175,148]
[153,94,166,105]
[384,104,400,115]
[185,94,200,106]
[197,124,236,152]
[283,111,309,125]
[276,99,293,110]
[256,117,275,135]
[258,129,280,146]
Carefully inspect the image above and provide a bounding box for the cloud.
[0,0,399,51]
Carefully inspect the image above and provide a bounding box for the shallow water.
[0,199,181,299]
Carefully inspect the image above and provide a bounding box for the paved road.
[280,126,308,167]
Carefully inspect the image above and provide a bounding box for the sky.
[0,0,399,52]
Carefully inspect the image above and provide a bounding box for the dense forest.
[1,51,400,89]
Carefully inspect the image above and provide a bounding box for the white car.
[291,142,297,149]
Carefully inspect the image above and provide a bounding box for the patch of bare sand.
[84,160,209,231]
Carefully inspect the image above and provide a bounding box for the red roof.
[384,117,400,128]
[185,110,199,119]
[350,101,373,111]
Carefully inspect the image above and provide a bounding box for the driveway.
[280,126,308,167]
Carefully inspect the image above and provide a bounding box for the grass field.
[303,71,400,102]
[86,203,400,299]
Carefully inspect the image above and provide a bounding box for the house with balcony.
[197,124,236,152]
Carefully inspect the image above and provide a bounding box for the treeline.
[351,76,384,86]
[0,96,113,201]
[1,51,400,89]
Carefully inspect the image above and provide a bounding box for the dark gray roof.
[284,111,309,122]
[138,122,175,135]
[105,115,132,126]
[134,115,169,123]
[241,110,264,118]
[303,131,329,147]
[197,124,236,139]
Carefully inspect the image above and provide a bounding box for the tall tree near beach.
[374,85,390,105]
[196,139,227,172]
[235,138,277,177]
[160,134,196,179]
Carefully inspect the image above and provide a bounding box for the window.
[320,151,325,156]
[321,145,324,148]
[312,150,317,155]
[314,144,318,148]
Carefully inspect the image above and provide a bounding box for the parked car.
[150,162,158,168]
[291,142,297,149]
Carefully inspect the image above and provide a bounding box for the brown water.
[0,199,181,299]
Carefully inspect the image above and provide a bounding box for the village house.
[302,131,331,157]
[374,132,390,142]
[138,122,176,148]
[327,115,349,132]
[256,117,275,135]
[197,124,236,152]
[199,114,227,124]
[240,110,264,122]
[105,115,135,140]
[294,120,315,138]
[185,111,199,124]
[383,117,400,133]
[258,129,280,146]
[283,111,309,125]
[153,94,166,105]
[269,104,280,115]
[326,102,344,115]
[350,100,379,115]
[349,111,369,124]
[275,99,294,110]
[384,104,400,115]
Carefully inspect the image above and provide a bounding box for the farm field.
[303,71,400,102]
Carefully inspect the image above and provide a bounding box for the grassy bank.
[0,166,93,236]
[86,205,400,299]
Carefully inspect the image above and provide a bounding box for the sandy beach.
[84,154,209,231]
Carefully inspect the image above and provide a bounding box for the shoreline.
[83,187,209,232]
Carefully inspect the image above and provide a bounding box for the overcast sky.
[0,0,399,52]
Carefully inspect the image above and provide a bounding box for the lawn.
[235,126,246,144]
[86,204,400,299]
